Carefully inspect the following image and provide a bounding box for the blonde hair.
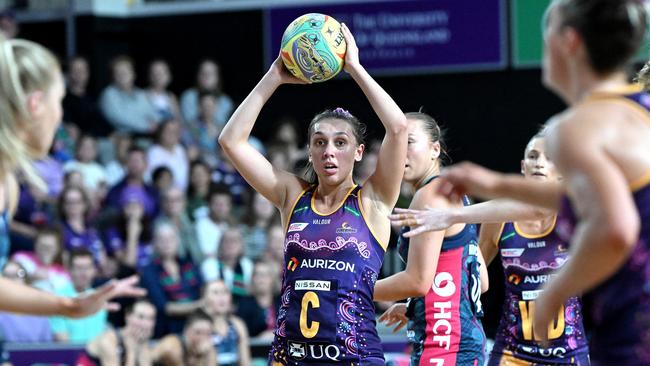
[637,61,650,91]
[0,34,60,188]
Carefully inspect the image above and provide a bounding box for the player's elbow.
[389,115,409,136]
[601,213,640,252]
[412,277,432,297]
[217,130,231,150]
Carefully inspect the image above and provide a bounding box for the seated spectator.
[262,224,285,281]
[12,227,70,292]
[153,310,216,365]
[105,146,159,219]
[235,260,280,340]
[152,166,174,194]
[103,133,132,187]
[241,192,276,260]
[203,280,251,366]
[63,135,108,202]
[80,299,156,365]
[9,181,56,253]
[180,59,233,125]
[186,160,211,221]
[156,187,202,265]
[0,7,18,39]
[49,249,108,343]
[140,222,203,338]
[146,119,189,190]
[99,55,160,134]
[0,260,53,343]
[147,59,181,122]
[32,154,65,199]
[195,184,232,261]
[204,227,253,299]
[62,55,113,137]
[57,185,105,265]
[269,116,306,170]
[182,91,221,167]
[212,145,252,208]
[104,191,153,269]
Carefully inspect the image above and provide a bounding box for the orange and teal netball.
[280,13,347,83]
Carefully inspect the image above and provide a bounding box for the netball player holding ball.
[219,16,408,366]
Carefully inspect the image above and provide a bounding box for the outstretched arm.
[341,24,408,208]
[0,275,144,317]
[436,162,564,210]
[390,198,552,237]
[218,56,306,209]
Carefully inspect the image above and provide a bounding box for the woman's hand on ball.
[341,23,360,73]
[268,54,309,85]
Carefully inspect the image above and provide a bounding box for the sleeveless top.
[397,176,486,366]
[556,85,650,365]
[212,319,240,366]
[491,220,589,363]
[271,185,386,365]
[0,211,10,270]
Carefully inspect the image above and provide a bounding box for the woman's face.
[62,188,86,219]
[308,119,363,186]
[113,60,135,90]
[125,302,156,342]
[252,192,274,221]
[35,234,59,265]
[203,280,232,315]
[149,61,171,89]
[403,119,439,184]
[68,58,89,88]
[163,187,185,216]
[219,229,243,261]
[159,121,180,147]
[198,61,218,91]
[184,319,213,355]
[76,136,97,162]
[190,164,211,191]
[251,262,274,294]
[154,225,179,259]
[521,137,559,181]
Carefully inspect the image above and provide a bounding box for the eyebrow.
[312,131,350,137]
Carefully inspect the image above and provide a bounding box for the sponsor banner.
[267,0,506,74]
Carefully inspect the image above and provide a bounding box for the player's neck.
[316,178,355,205]
[572,72,629,105]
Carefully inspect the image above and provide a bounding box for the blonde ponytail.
[0,33,60,190]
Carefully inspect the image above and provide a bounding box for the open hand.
[64,275,146,318]
[378,303,408,333]
[340,23,360,73]
[438,162,502,202]
[389,207,456,237]
[268,53,310,85]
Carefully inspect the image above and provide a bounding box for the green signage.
[512,0,650,68]
[511,0,551,68]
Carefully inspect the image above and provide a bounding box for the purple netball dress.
[270,185,385,365]
[489,220,589,365]
[555,85,650,365]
